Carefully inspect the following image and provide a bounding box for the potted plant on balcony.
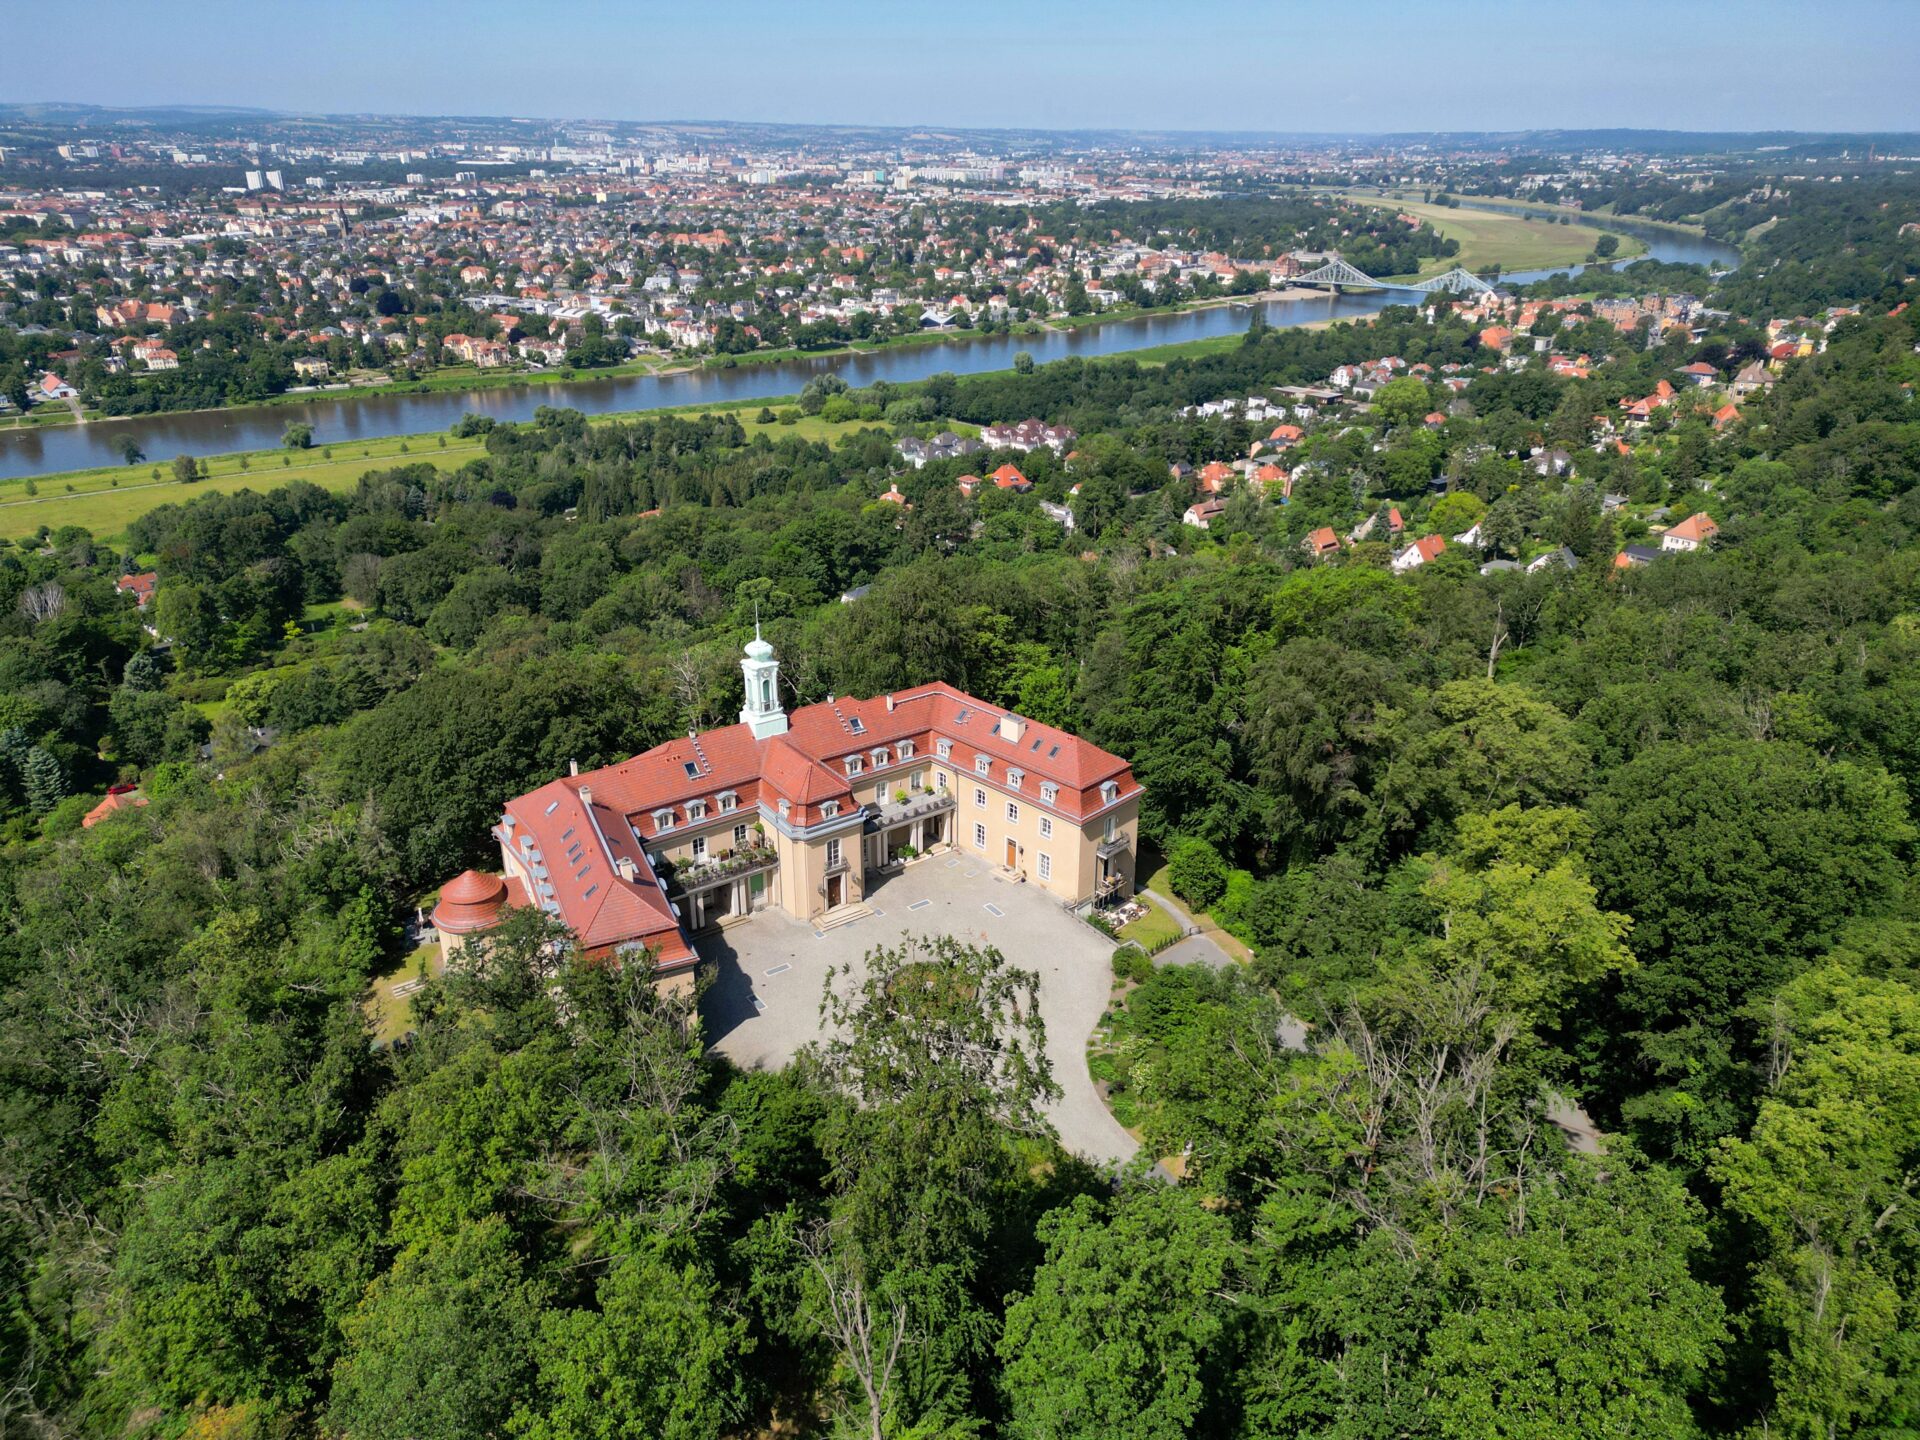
[894,788,909,805]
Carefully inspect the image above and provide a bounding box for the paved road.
[698,857,1141,1167]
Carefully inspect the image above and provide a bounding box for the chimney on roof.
[569,758,579,776]
[827,694,835,705]
[615,857,637,882]
[578,785,593,807]
[886,694,896,712]
[997,713,1027,744]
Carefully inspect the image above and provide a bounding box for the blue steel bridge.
[1287,259,1502,296]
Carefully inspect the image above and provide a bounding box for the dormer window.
[1099,780,1120,803]
[718,791,737,813]
[899,740,915,759]
[687,799,707,821]
[870,746,888,767]
[936,738,952,759]
[1040,781,1058,803]
[845,756,863,777]
[822,800,840,819]
[1007,768,1023,790]
[777,799,791,819]
[974,756,991,776]
[653,808,675,831]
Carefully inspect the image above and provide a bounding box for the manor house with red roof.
[433,632,1141,989]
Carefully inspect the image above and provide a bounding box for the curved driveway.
[699,855,1140,1167]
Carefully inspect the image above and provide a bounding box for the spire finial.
[754,599,761,642]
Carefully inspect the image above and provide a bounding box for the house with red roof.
[1392,534,1447,572]
[81,784,148,829]
[1303,527,1342,561]
[990,463,1032,492]
[116,571,157,608]
[1660,512,1720,553]
[447,632,1142,990]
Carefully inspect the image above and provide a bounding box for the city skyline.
[25,0,1920,135]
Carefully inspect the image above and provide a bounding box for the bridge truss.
[1289,260,1500,296]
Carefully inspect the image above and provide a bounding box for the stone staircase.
[815,903,873,934]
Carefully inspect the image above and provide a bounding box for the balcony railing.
[869,789,956,828]
[664,844,778,896]
[1097,834,1129,859]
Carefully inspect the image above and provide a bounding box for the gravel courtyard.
[698,853,1140,1166]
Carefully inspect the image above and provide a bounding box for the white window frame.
[822,800,840,819]
[1104,816,1118,843]
[845,756,863,777]
[936,771,949,792]
[1007,768,1023,790]
[719,791,737,813]
[826,837,842,867]
[687,799,707,821]
[653,808,675,831]
[733,823,749,848]
[870,746,888,767]
[1040,781,1058,803]
[778,799,791,819]
[1100,780,1119,803]
[692,836,707,860]
[973,822,987,849]
[1039,816,1053,839]
[974,755,991,776]
[1006,802,1019,823]
[1038,852,1052,882]
[899,740,915,759]
[936,738,952,759]
[974,787,986,809]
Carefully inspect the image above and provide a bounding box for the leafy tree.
[1166,835,1229,911]
[329,1218,548,1440]
[999,1188,1241,1440]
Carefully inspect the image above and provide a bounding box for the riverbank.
[0,321,1311,540]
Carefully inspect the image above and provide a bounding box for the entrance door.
[1005,838,1018,870]
[825,874,843,910]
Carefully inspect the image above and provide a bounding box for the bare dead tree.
[799,1219,910,1440]
[17,583,64,625]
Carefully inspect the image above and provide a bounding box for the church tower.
[739,623,787,739]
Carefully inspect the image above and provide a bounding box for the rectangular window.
[1006,802,1019,823]
[1040,781,1058,803]
[899,740,915,759]
[974,756,991,775]
[910,770,924,792]
[845,757,862,777]
[692,837,707,860]
[653,808,675,830]
[1104,816,1117,843]
[1039,816,1053,839]
[1038,853,1052,881]
[688,800,707,820]
[936,771,949,792]
[719,793,737,812]
[974,787,986,809]
[822,801,840,819]
[826,838,842,867]
[936,738,952,759]
[973,822,987,849]
[1007,768,1023,790]
[733,824,748,848]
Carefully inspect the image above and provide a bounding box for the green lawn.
[364,939,443,1047]
[1117,893,1185,950]
[1139,844,1255,964]
[1333,194,1646,276]
[0,435,490,541]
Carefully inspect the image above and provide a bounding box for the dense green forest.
[2,217,1920,1440]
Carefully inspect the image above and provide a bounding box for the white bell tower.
[740,620,787,739]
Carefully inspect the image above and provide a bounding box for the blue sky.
[24,0,1920,133]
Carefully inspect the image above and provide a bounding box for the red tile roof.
[497,681,1138,965]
